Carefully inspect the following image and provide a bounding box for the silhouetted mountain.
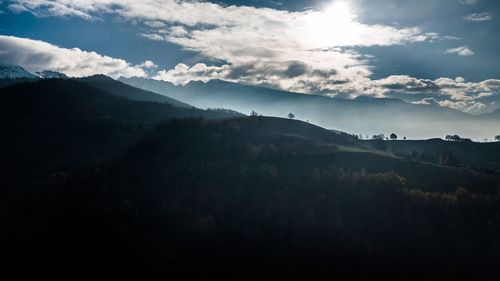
[0,68,195,108]
[0,79,241,188]
[79,75,191,107]
[120,77,500,140]
[0,77,36,88]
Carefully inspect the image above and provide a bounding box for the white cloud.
[139,33,164,41]
[9,0,439,94]
[433,99,486,113]
[463,13,494,21]
[154,63,230,85]
[138,60,158,69]
[8,1,92,19]
[445,46,475,56]
[380,75,500,113]
[0,35,146,78]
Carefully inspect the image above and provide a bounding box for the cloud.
[430,99,486,113]
[0,35,147,78]
[138,60,158,69]
[154,63,230,85]
[375,75,439,92]
[445,46,475,56]
[410,97,486,114]
[381,75,500,113]
[155,61,500,114]
[8,1,92,19]
[10,0,498,114]
[463,13,494,21]
[9,0,439,94]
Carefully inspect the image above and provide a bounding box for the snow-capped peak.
[0,63,37,79]
[36,70,68,79]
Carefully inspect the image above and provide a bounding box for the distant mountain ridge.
[0,62,498,139]
[78,74,192,108]
[0,64,193,108]
[120,77,500,140]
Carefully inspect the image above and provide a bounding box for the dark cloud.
[226,63,258,79]
[312,69,338,78]
[227,61,335,81]
[284,61,309,78]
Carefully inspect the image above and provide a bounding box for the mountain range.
[120,76,500,140]
[1,63,498,140]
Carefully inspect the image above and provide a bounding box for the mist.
[121,77,500,141]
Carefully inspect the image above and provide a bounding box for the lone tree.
[250,110,259,117]
[496,135,500,142]
[390,133,398,140]
[288,112,295,120]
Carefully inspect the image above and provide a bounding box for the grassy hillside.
[111,116,499,192]
[379,138,500,173]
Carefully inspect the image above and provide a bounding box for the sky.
[1,0,500,114]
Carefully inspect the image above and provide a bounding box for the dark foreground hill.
[3,115,500,280]
[0,79,241,189]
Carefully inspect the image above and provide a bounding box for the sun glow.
[323,1,355,24]
[305,1,359,48]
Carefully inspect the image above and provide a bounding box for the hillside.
[1,78,500,279]
[3,116,500,279]
[0,79,241,188]
[377,138,500,173]
[108,116,499,192]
